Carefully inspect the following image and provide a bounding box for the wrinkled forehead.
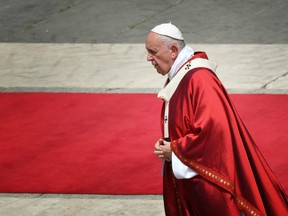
[145,32,164,50]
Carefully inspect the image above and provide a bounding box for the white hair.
[160,35,186,51]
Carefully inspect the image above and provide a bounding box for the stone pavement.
[1,0,288,44]
[0,0,287,215]
[0,194,164,216]
[0,43,287,94]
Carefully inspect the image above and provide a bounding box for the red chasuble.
[161,52,288,216]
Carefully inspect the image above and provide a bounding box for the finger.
[154,150,163,156]
[154,140,162,149]
[159,145,168,151]
[154,145,161,151]
[154,151,164,159]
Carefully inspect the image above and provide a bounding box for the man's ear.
[171,45,179,60]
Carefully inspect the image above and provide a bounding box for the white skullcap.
[151,23,184,40]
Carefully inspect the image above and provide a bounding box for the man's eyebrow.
[147,47,158,53]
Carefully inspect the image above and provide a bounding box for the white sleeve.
[172,152,198,179]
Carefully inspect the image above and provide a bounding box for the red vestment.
[161,52,288,216]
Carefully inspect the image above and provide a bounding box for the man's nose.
[147,53,153,61]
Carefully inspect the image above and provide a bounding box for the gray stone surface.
[0,43,287,93]
[1,0,288,43]
[0,194,164,216]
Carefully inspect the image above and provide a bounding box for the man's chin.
[156,69,166,76]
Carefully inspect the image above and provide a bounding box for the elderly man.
[145,23,287,216]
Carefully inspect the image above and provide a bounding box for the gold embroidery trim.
[236,197,262,216]
[173,144,234,192]
[172,142,263,216]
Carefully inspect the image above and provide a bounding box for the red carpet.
[0,93,287,194]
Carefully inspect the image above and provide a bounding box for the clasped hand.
[154,138,172,162]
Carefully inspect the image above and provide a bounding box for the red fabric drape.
[162,53,288,216]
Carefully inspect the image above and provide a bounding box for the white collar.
[159,58,218,102]
[168,46,194,80]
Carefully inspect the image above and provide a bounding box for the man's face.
[145,32,175,76]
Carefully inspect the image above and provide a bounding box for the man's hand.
[154,138,172,162]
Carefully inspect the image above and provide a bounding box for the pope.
[145,23,288,216]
